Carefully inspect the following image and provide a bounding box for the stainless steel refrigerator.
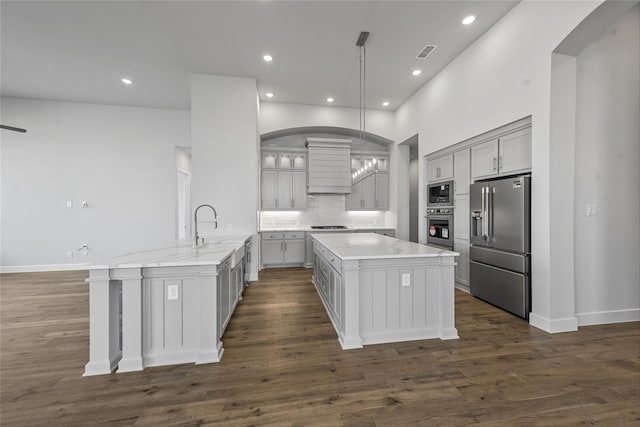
[470,175,531,319]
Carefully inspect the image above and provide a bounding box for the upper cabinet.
[261,149,308,210]
[453,149,470,195]
[263,151,307,170]
[471,127,531,180]
[427,154,453,183]
[347,152,390,211]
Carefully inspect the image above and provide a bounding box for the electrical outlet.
[227,224,233,231]
[402,273,411,287]
[167,285,179,301]
[66,201,73,208]
[67,251,74,259]
[586,204,598,217]
[82,250,89,258]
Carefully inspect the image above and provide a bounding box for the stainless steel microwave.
[427,180,454,207]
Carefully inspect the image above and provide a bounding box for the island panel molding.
[312,233,458,350]
[83,235,251,376]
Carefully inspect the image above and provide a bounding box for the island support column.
[196,265,224,364]
[117,268,144,372]
[438,257,459,340]
[340,260,363,349]
[84,269,121,376]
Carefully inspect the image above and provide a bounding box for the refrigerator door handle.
[488,186,494,241]
[481,187,486,239]
[484,186,490,240]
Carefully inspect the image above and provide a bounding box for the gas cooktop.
[311,225,348,230]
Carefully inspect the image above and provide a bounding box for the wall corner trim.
[529,313,578,333]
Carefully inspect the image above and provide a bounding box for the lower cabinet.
[261,232,306,267]
[312,242,342,327]
[454,239,470,292]
[217,258,231,337]
[305,234,313,267]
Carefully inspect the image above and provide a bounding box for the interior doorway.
[400,135,419,243]
[176,147,192,240]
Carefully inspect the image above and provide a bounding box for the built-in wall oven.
[426,207,454,250]
[427,181,454,207]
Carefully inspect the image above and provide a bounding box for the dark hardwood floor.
[1,268,638,426]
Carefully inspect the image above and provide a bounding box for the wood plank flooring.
[1,268,638,426]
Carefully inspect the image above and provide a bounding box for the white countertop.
[91,234,251,269]
[312,233,458,260]
[260,226,395,232]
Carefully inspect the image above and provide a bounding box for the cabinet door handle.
[499,155,503,171]
[437,166,441,177]
[284,242,287,251]
[492,157,497,171]
[275,198,279,207]
[291,198,294,207]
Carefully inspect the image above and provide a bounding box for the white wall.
[394,1,604,332]
[573,4,640,325]
[190,74,259,237]
[0,97,190,269]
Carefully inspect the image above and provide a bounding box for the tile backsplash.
[260,194,391,229]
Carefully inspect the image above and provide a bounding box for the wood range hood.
[306,137,352,194]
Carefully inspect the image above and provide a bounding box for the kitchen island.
[83,235,251,376]
[311,233,459,349]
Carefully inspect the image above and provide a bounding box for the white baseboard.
[576,308,640,326]
[1,263,90,273]
[529,312,578,333]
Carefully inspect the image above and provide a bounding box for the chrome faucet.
[194,204,218,247]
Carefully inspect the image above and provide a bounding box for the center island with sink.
[83,234,252,376]
[311,233,459,350]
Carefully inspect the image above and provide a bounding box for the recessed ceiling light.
[266,92,274,98]
[462,15,476,25]
[327,97,334,103]
[263,54,273,62]
[382,101,390,107]
[121,77,133,85]
[412,69,422,76]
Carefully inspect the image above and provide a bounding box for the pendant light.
[352,31,377,185]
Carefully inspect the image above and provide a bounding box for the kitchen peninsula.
[312,233,459,349]
[83,235,251,376]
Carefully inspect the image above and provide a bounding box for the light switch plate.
[402,273,411,287]
[167,285,179,300]
[586,204,598,217]
[66,201,73,208]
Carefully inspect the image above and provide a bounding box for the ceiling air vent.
[416,44,437,59]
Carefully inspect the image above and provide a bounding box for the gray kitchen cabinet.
[261,238,284,265]
[375,173,389,209]
[454,194,470,240]
[278,152,307,169]
[427,154,454,183]
[305,233,313,267]
[262,152,278,169]
[346,179,362,209]
[454,239,470,291]
[261,170,278,209]
[283,238,305,264]
[471,139,498,179]
[346,173,389,211]
[471,127,531,180]
[498,127,531,175]
[261,231,306,267]
[262,170,307,210]
[454,149,470,195]
[217,258,231,336]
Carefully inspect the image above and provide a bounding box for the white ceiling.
[0,1,518,111]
